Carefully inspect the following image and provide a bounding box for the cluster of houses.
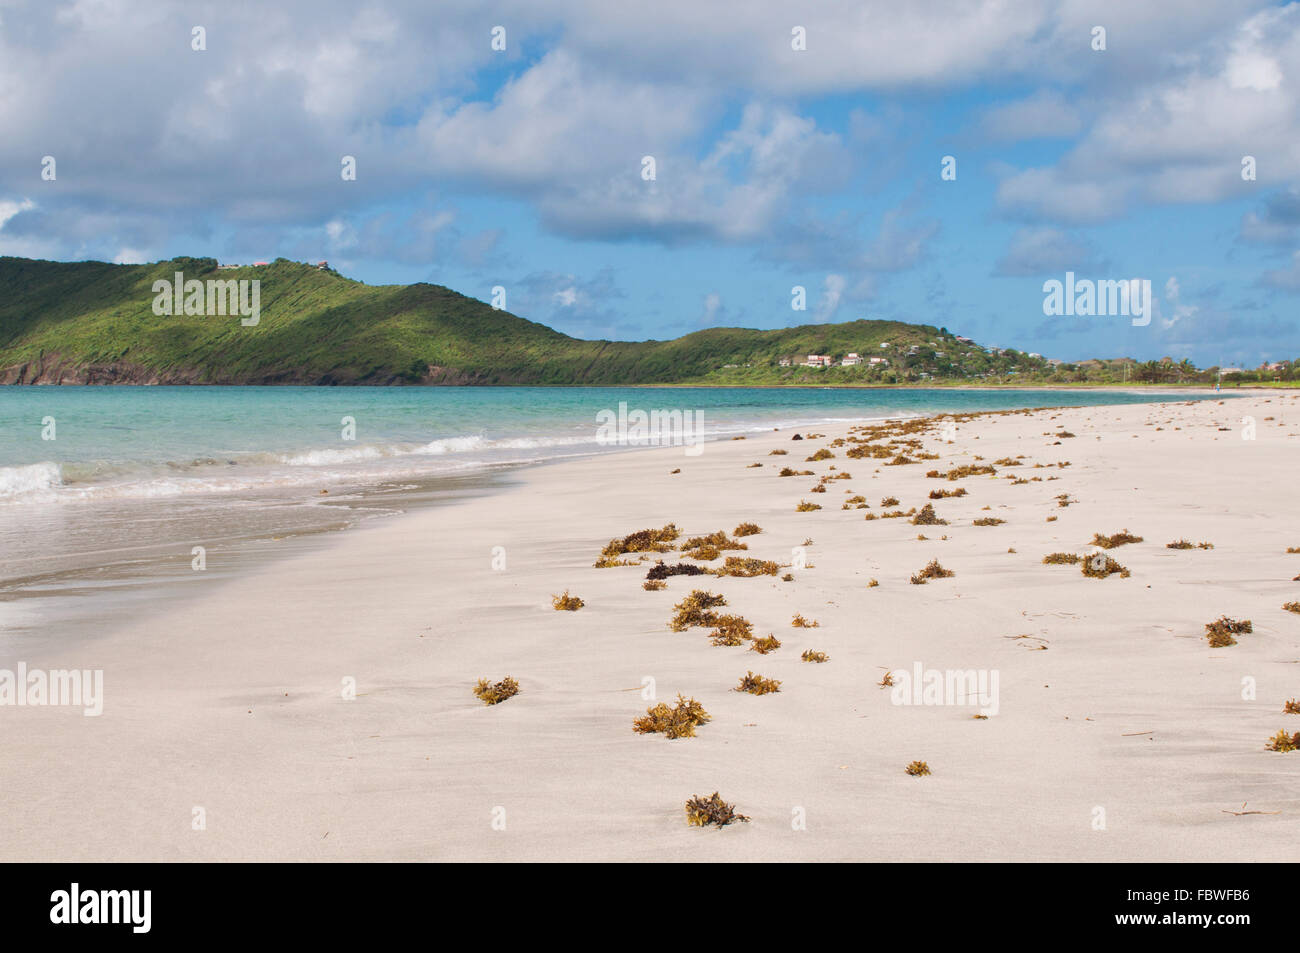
[778,339,959,369]
[767,336,1068,378]
[761,333,1081,375]
[778,352,891,369]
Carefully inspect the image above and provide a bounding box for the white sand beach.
[2,392,1298,861]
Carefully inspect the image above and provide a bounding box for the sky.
[1,0,1298,367]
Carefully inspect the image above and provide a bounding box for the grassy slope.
[4,256,1289,386]
[0,257,944,384]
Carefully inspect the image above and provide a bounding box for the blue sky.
[1,0,1298,366]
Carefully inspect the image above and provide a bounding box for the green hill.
[0,256,1289,386]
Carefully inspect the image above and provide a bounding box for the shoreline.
[1,381,1283,391]
[3,388,1212,612]
[2,392,1297,860]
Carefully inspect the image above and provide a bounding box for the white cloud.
[525,100,848,242]
[980,91,1082,142]
[0,198,34,230]
[996,4,1300,223]
[0,0,1293,283]
[994,227,1101,276]
[1160,275,1199,328]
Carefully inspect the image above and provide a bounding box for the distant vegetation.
[1,256,1293,386]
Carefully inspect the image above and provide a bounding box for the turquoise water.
[0,385,1198,504]
[0,385,1217,642]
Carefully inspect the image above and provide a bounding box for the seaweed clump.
[473,676,520,706]
[1265,730,1299,753]
[1091,529,1144,549]
[801,650,829,663]
[910,559,955,585]
[685,792,749,827]
[676,530,748,553]
[601,524,680,557]
[593,555,641,568]
[749,634,782,655]
[707,614,753,646]
[713,556,780,578]
[646,560,708,581]
[929,487,967,499]
[735,671,782,695]
[670,590,728,630]
[1080,554,1129,579]
[905,761,931,776]
[911,503,948,526]
[552,591,585,610]
[733,522,762,537]
[934,464,996,481]
[634,694,711,739]
[1204,616,1251,648]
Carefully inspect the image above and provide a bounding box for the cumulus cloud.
[979,91,1083,142]
[511,267,628,336]
[523,100,850,243]
[995,4,1300,224]
[994,227,1104,276]
[0,198,34,231]
[0,0,1288,263]
[0,0,1294,363]
[1159,275,1199,328]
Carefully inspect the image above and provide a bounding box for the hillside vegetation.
[0,257,1292,386]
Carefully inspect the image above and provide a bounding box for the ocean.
[0,385,1216,648]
